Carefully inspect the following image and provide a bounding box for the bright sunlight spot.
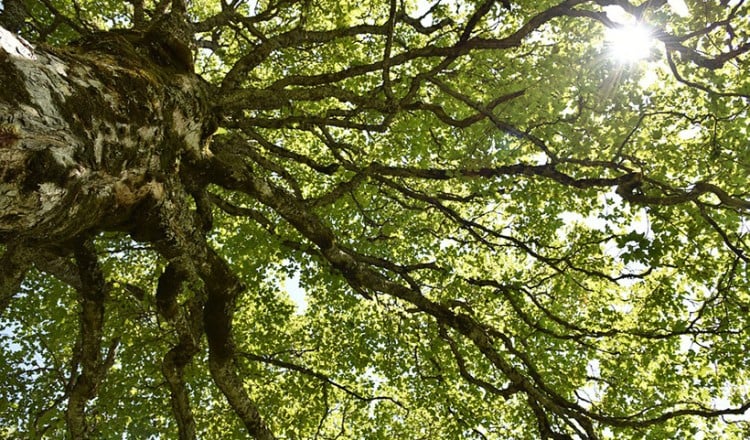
[606,24,655,62]
[667,0,690,17]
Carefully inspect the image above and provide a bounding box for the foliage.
[1,0,750,438]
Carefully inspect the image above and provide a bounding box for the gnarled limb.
[65,239,118,439]
[142,178,276,440]
[201,247,276,440]
[157,258,204,440]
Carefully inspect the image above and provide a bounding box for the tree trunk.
[1,25,279,439]
[0,27,213,245]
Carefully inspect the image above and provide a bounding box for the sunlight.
[606,24,655,62]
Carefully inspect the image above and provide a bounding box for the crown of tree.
[1,0,749,438]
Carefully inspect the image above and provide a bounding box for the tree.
[1,0,749,438]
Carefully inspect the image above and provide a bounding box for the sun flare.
[606,24,655,62]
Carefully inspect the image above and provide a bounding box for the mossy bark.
[0,28,213,245]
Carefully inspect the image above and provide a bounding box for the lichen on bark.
[0,21,277,438]
[0,26,213,244]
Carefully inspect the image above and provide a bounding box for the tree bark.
[0,26,213,245]
[0,25,280,439]
[66,239,116,439]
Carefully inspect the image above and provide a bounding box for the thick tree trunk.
[0,27,213,245]
[1,26,277,439]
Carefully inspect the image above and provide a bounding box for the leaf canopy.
[1,0,750,438]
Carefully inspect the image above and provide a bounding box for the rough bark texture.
[0,28,212,244]
[160,262,203,440]
[66,238,117,439]
[1,25,271,439]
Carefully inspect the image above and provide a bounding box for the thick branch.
[200,248,275,440]
[66,239,117,439]
[142,181,276,440]
[0,245,30,315]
